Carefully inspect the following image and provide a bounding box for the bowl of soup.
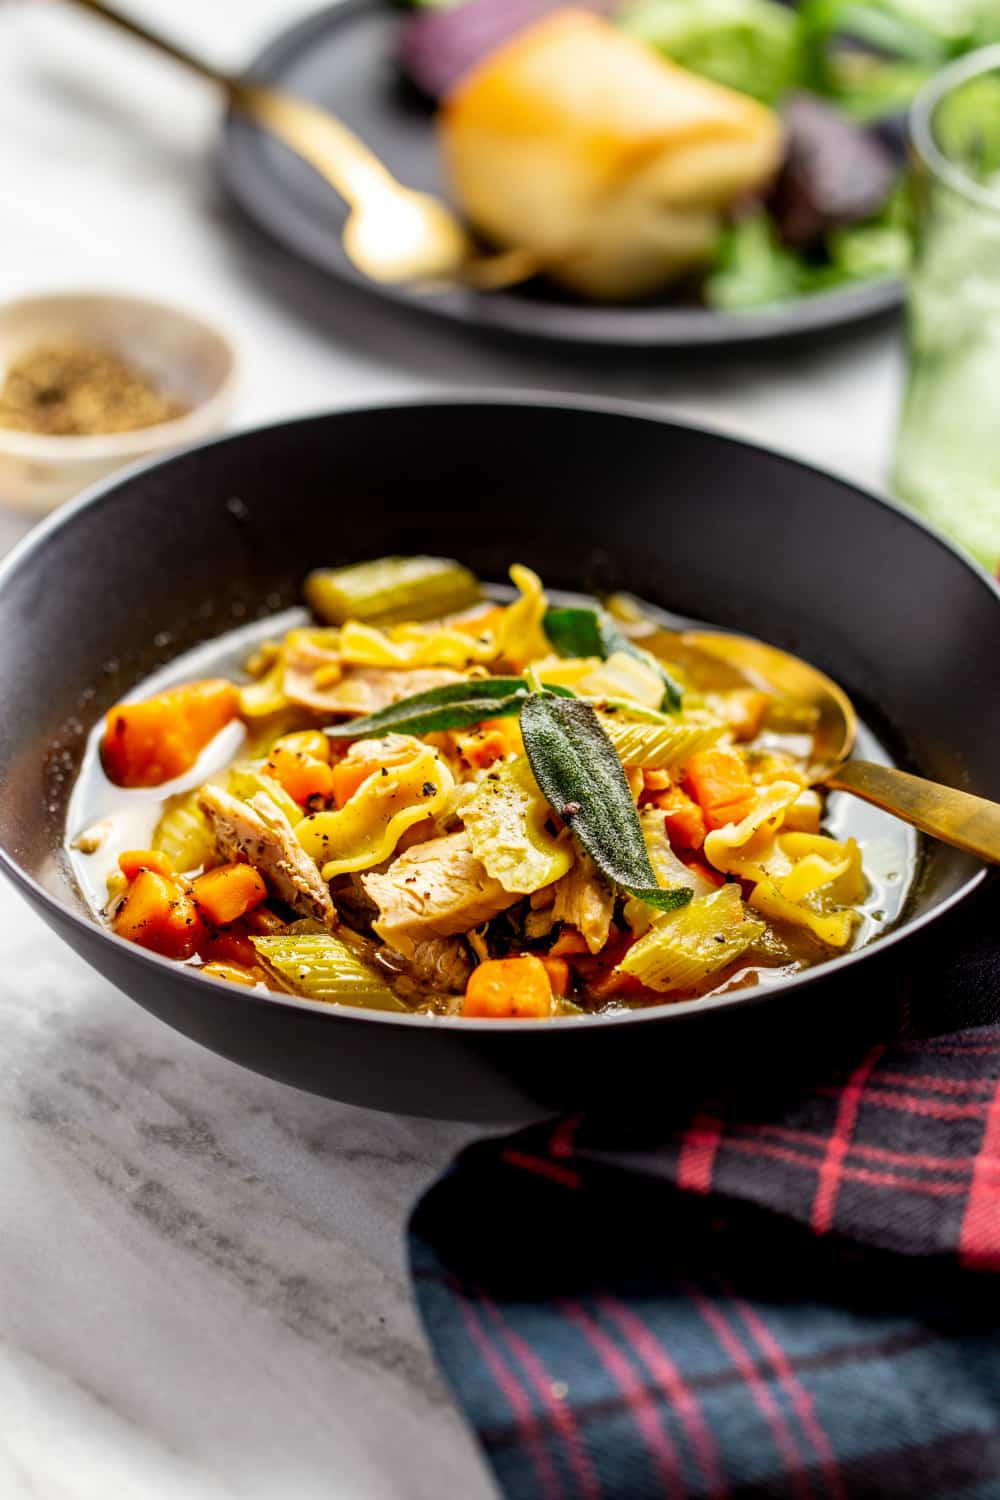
[0,398,995,1119]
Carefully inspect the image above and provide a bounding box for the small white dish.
[0,291,239,514]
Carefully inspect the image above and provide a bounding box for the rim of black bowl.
[0,392,995,1033]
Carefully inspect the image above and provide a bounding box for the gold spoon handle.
[231,85,397,210]
[827,760,1000,864]
[64,0,398,206]
[64,0,541,286]
[66,0,232,88]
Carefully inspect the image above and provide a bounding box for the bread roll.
[439,10,785,299]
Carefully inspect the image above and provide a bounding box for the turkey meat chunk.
[199,786,336,927]
[551,851,615,954]
[363,831,519,957]
[283,633,464,716]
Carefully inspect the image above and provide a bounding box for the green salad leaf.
[706,200,909,312]
[796,0,1000,115]
[798,0,941,97]
[616,0,799,103]
[520,694,694,914]
[827,182,912,276]
[704,214,828,309]
[821,0,1000,54]
[828,215,910,278]
[826,55,936,122]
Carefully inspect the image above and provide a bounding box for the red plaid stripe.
[551,1026,1000,1267]
[960,1064,1000,1272]
[411,1017,1000,1500]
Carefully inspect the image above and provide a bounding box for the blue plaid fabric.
[411,888,1000,1498]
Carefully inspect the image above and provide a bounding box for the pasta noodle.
[462,755,574,894]
[748,879,858,948]
[577,650,665,709]
[708,802,864,950]
[337,620,498,669]
[703,779,805,872]
[237,658,290,718]
[523,654,604,690]
[295,736,455,879]
[624,808,712,935]
[496,565,550,668]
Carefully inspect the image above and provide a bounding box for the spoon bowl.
[634,618,1000,864]
[639,623,857,782]
[342,187,475,285]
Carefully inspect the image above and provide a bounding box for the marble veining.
[1,880,492,1499]
[0,0,902,1493]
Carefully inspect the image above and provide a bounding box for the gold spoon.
[617,607,1000,864]
[63,0,541,290]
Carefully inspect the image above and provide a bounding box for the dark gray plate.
[219,0,905,349]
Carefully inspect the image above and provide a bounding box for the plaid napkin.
[410,887,1000,1499]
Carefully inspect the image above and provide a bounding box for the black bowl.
[1,398,997,1121]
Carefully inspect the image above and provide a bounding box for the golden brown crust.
[439,10,785,299]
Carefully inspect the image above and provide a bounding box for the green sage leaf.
[324,675,573,741]
[520,694,694,913]
[324,678,532,741]
[543,605,684,713]
[542,607,606,659]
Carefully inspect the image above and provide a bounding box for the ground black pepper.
[0,339,188,436]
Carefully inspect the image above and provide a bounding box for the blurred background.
[0,0,913,555]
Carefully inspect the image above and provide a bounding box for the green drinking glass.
[894,45,1000,575]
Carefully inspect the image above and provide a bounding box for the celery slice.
[600,715,724,770]
[252,933,407,1010]
[618,884,765,992]
[305,557,480,626]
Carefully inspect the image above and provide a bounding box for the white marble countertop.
[0,3,907,1495]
